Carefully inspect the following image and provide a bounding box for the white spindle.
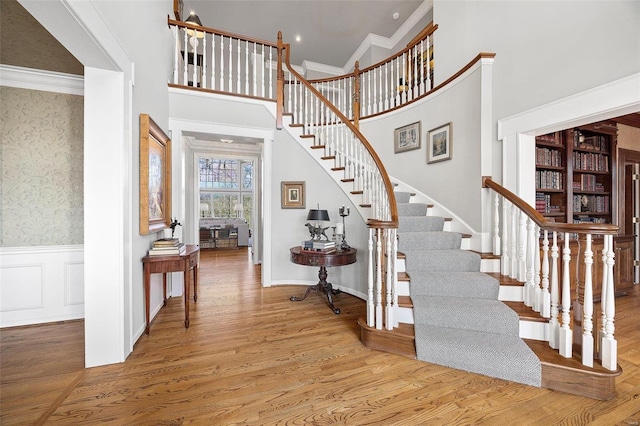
[228,37,233,92]
[236,38,241,93]
[367,228,375,327]
[582,234,594,367]
[549,231,560,348]
[385,231,393,330]
[533,225,542,313]
[501,200,509,275]
[493,194,501,256]
[419,39,425,95]
[192,31,198,87]
[202,33,208,89]
[219,36,225,90]
[183,29,189,86]
[173,26,179,84]
[375,229,383,330]
[510,203,518,280]
[540,229,551,318]
[559,233,573,358]
[211,35,216,90]
[525,217,535,308]
[244,41,249,95]
[601,234,617,370]
[518,210,527,283]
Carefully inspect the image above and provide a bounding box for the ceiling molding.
[0,64,84,95]
[342,0,433,72]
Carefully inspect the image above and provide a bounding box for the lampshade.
[185,12,205,38]
[306,209,330,222]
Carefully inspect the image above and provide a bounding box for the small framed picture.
[427,122,452,163]
[394,121,421,153]
[281,181,305,209]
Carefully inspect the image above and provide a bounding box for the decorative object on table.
[338,205,351,250]
[394,121,421,153]
[305,208,331,241]
[427,122,452,163]
[302,239,336,253]
[281,181,305,209]
[170,218,182,238]
[148,238,186,256]
[139,114,172,235]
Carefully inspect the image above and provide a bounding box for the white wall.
[434,0,640,188]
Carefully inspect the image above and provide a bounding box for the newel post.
[353,61,361,129]
[276,31,284,130]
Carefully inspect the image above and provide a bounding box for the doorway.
[618,148,640,284]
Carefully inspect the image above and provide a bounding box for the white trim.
[498,72,640,139]
[343,0,434,72]
[0,64,84,95]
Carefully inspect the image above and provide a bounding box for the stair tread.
[503,301,549,323]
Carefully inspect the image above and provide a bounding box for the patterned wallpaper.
[1,87,84,247]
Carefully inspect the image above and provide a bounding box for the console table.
[142,245,199,334]
[289,246,357,314]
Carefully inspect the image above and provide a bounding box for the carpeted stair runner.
[396,191,541,387]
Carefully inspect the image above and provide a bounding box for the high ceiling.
[182,0,427,70]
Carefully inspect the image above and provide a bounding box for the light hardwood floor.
[2,248,639,425]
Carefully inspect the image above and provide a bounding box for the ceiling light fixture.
[393,12,400,20]
[220,139,234,144]
[295,35,302,43]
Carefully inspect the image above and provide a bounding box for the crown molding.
[301,60,345,77]
[0,64,84,95]
[342,0,433,72]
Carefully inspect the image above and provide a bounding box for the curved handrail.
[482,176,618,235]
[279,32,398,227]
[168,18,278,48]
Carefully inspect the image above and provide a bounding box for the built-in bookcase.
[535,121,616,224]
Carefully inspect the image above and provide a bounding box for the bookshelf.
[535,121,616,225]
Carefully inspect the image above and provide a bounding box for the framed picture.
[140,114,172,235]
[394,121,421,153]
[281,181,305,209]
[427,122,452,163]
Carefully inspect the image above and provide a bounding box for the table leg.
[290,266,341,314]
[193,265,198,302]
[144,265,151,334]
[290,284,316,302]
[184,267,190,329]
[162,274,167,306]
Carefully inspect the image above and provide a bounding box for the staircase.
[396,191,541,386]
[360,191,622,399]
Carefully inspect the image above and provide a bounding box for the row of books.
[536,170,564,190]
[572,174,605,192]
[572,152,609,172]
[535,193,563,214]
[572,195,610,214]
[302,240,336,253]
[148,238,186,256]
[536,133,561,145]
[573,134,608,151]
[535,147,563,167]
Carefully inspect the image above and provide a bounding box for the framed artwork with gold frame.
[281,181,305,209]
[140,114,172,235]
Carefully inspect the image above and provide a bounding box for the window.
[199,157,253,228]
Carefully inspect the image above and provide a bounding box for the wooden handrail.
[482,176,618,235]
[282,40,398,227]
[168,18,278,48]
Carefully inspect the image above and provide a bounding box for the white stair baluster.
[211,35,216,91]
[582,234,594,367]
[525,217,535,308]
[219,36,224,91]
[375,228,383,330]
[385,230,393,330]
[367,228,375,327]
[540,229,551,318]
[173,26,179,84]
[510,203,518,280]
[559,233,573,358]
[183,29,189,86]
[549,231,560,348]
[492,194,500,255]
[518,210,527,284]
[601,234,617,370]
[501,200,509,275]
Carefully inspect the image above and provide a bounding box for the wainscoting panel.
[0,245,84,327]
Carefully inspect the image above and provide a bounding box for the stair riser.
[498,285,524,302]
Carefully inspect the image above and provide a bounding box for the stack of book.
[302,240,336,253]
[148,238,186,256]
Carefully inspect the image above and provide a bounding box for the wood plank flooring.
[2,248,640,425]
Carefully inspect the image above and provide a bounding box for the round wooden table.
[289,246,357,314]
